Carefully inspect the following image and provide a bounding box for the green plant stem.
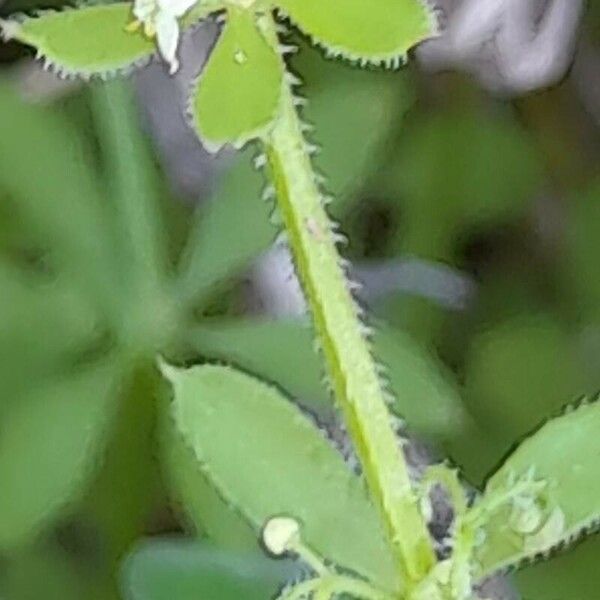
[261,47,435,587]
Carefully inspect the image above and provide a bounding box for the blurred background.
[0,0,599,599]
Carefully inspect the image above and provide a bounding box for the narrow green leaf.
[191,9,284,150]
[175,149,275,307]
[122,538,293,600]
[0,81,120,317]
[474,399,600,579]
[186,318,468,439]
[0,263,98,403]
[276,0,436,66]
[2,4,155,78]
[164,363,399,591]
[0,363,119,549]
[91,80,166,294]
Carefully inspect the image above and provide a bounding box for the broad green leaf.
[159,393,258,551]
[191,9,284,150]
[164,364,400,591]
[122,538,293,600]
[276,0,436,66]
[2,4,155,78]
[0,363,119,549]
[474,400,600,579]
[186,318,467,439]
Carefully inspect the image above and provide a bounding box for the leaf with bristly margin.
[122,538,294,600]
[1,4,156,78]
[191,9,284,151]
[159,394,258,552]
[473,399,600,580]
[162,363,400,592]
[0,363,119,549]
[275,0,436,66]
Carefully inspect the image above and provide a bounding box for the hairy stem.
[261,24,435,586]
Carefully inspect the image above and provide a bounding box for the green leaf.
[0,363,119,549]
[186,318,468,439]
[0,263,98,404]
[90,80,175,353]
[304,69,406,213]
[0,81,120,317]
[4,542,85,600]
[159,394,258,552]
[474,399,600,579]
[2,4,155,78]
[465,315,586,443]
[515,536,600,600]
[177,71,404,308]
[122,538,293,600]
[91,80,167,294]
[163,363,399,591]
[276,0,436,66]
[191,9,284,151]
[382,108,541,260]
[176,149,275,307]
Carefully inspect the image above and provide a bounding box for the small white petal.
[156,12,181,73]
[133,0,156,22]
[159,0,196,18]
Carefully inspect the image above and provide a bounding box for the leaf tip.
[157,356,180,384]
[0,18,21,42]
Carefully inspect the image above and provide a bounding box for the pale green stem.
[290,540,329,577]
[261,20,435,585]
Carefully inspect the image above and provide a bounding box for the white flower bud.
[262,516,300,556]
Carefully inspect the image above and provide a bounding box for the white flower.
[129,0,197,74]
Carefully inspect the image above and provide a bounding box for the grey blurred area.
[133,21,225,200]
[418,0,584,96]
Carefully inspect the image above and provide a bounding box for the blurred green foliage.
[0,4,599,599]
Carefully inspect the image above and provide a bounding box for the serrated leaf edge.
[186,11,285,153]
[0,5,157,80]
[274,0,441,70]
[475,394,600,580]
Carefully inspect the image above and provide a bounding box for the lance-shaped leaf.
[1,4,156,78]
[191,9,284,151]
[473,399,600,580]
[275,0,437,66]
[122,538,294,600]
[163,363,400,592]
[0,362,119,548]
